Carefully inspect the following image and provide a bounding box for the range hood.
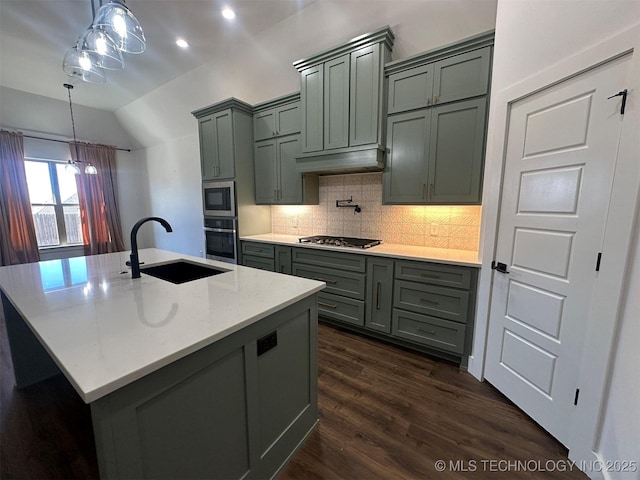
[295,144,386,175]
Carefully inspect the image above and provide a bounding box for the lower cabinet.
[243,241,478,364]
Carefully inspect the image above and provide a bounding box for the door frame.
[471,23,640,470]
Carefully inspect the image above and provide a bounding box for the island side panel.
[1,290,62,388]
[91,294,318,480]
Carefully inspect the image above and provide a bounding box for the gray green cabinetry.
[292,248,366,327]
[192,99,254,181]
[365,257,394,333]
[253,93,319,205]
[294,27,394,173]
[241,241,292,274]
[90,295,318,479]
[383,32,493,205]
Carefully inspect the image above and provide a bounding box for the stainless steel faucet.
[129,217,173,278]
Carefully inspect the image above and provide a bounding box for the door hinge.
[607,89,627,115]
[574,388,580,406]
[595,252,602,272]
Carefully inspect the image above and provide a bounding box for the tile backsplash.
[271,173,481,251]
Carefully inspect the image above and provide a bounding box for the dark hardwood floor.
[1,310,586,479]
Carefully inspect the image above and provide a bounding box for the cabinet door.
[254,109,277,141]
[323,54,350,150]
[383,110,430,204]
[387,63,434,114]
[365,257,394,334]
[300,65,324,153]
[277,135,302,204]
[198,114,218,180]
[213,109,235,179]
[254,140,278,204]
[432,47,491,105]
[275,246,292,275]
[350,44,381,146]
[427,98,486,204]
[276,103,301,136]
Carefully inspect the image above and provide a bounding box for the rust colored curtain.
[71,142,125,255]
[0,130,40,265]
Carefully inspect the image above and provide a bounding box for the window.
[24,159,83,247]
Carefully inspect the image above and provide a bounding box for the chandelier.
[63,0,145,84]
[64,84,98,175]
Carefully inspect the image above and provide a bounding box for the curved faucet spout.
[129,217,173,279]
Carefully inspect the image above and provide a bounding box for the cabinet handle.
[429,183,434,200]
[274,190,277,201]
[318,301,337,309]
[433,96,439,104]
[376,282,381,309]
[417,327,437,335]
[420,273,441,279]
[422,184,427,200]
[426,97,431,106]
[419,297,440,305]
[315,277,337,284]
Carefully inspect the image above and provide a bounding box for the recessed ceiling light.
[221,7,236,20]
[176,38,189,49]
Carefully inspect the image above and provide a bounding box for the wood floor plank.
[1,307,586,479]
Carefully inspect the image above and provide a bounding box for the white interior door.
[484,54,631,446]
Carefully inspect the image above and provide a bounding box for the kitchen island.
[0,248,324,479]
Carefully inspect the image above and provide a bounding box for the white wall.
[115,0,497,256]
[475,1,640,477]
[0,86,152,251]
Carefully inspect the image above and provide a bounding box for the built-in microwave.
[204,217,237,263]
[203,180,235,217]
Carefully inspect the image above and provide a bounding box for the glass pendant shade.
[85,163,98,175]
[66,160,82,175]
[77,27,124,70]
[63,46,106,83]
[93,1,146,54]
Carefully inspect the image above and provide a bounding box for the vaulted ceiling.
[0,0,318,111]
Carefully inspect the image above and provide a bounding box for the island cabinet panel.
[91,295,318,480]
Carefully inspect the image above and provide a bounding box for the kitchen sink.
[141,260,228,284]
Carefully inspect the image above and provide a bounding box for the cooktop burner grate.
[298,235,381,249]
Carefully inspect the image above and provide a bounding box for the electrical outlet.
[430,223,438,236]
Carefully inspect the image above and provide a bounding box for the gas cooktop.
[298,235,381,249]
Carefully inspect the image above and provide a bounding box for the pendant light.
[77,26,124,70]
[62,46,106,83]
[64,84,98,175]
[93,0,146,54]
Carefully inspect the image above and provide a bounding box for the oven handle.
[203,227,236,233]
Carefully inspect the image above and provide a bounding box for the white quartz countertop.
[0,249,324,403]
[240,234,480,267]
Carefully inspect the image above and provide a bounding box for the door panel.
[300,65,323,153]
[254,140,277,204]
[324,55,350,150]
[278,135,302,204]
[350,44,380,146]
[387,64,434,114]
[485,54,630,445]
[213,109,235,179]
[433,46,491,105]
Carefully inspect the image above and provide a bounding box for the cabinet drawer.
[392,309,465,354]
[292,248,366,273]
[242,242,275,259]
[243,255,275,272]
[318,292,365,327]
[395,260,471,289]
[292,264,365,300]
[393,280,469,323]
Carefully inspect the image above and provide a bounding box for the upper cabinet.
[293,27,394,174]
[192,99,254,181]
[253,93,318,205]
[383,32,494,205]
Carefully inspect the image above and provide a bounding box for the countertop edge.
[240,234,481,268]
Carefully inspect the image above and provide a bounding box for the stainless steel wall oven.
[204,217,237,263]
